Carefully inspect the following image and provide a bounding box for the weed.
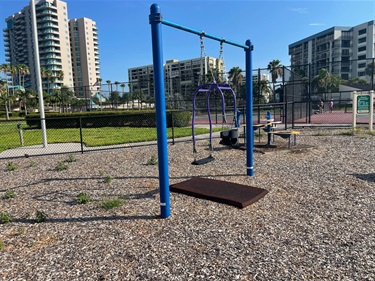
[3,189,16,199]
[35,211,47,223]
[76,192,91,204]
[6,162,18,171]
[55,161,69,171]
[103,175,113,184]
[100,198,125,210]
[146,155,158,165]
[0,240,4,250]
[99,170,105,177]
[30,161,37,167]
[65,155,78,163]
[339,130,355,136]
[18,227,27,235]
[0,211,12,224]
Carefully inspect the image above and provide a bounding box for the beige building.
[69,17,100,98]
[4,0,100,98]
[128,56,224,99]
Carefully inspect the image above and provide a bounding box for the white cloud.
[309,23,325,26]
[289,7,308,14]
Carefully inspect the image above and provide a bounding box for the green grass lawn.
[0,121,221,153]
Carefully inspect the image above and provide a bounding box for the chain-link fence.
[2,58,375,159]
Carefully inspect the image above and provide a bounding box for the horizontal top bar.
[162,19,250,50]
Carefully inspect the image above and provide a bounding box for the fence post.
[79,116,84,154]
[171,111,175,145]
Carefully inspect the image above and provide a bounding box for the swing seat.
[192,156,215,165]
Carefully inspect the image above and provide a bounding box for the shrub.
[6,162,18,171]
[100,198,125,210]
[103,175,113,184]
[0,211,12,224]
[55,162,69,171]
[146,155,158,165]
[3,189,16,199]
[35,211,47,223]
[65,155,78,163]
[76,192,91,204]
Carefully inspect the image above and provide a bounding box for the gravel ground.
[0,128,374,281]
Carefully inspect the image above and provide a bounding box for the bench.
[268,131,300,147]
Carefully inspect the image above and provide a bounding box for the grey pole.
[30,0,47,147]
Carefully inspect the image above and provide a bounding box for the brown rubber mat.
[170,177,268,208]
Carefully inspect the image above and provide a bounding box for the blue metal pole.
[149,3,170,218]
[245,40,254,176]
[162,19,249,50]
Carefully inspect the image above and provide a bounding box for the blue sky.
[1,0,374,83]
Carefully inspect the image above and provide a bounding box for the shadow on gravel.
[11,214,159,224]
[351,173,375,183]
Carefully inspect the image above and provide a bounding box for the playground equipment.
[149,4,254,218]
[191,83,237,164]
[191,36,237,165]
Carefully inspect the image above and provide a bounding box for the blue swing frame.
[149,3,254,218]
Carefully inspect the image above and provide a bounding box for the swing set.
[149,3,254,218]
[191,36,238,165]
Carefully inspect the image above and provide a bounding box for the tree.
[106,80,111,98]
[0,64,11,119]
[267,60,283,102]
[228,66,243,94]
[253,79,272,104]
[114,81,120,92]
[17,64,29,87]
[0,84,15,120]
[312,68,340,95]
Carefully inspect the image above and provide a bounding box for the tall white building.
[3,0,100,98]
[69,17,101,97]
[289,20,375,80]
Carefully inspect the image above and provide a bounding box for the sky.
[1,0,375,83]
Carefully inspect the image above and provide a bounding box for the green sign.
[357,95,370,113]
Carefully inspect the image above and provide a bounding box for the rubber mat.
[170,177,268,208]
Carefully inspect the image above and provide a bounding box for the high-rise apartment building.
[128,56,224,98]
[69,17,100,98]
[289,20,375,80]
[3,0,100,98]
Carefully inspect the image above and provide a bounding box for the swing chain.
[219,40,228,84]
[199,34,207,84]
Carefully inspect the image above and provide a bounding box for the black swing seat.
[192,156,215,165]
[220,128,239,147]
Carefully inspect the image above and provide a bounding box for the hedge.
[25,110,191,129]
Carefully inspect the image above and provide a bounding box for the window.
[358,63,366,68]
[358,46,366,52]
[358,55,366,60]
[341,40,350,47]
[358,28,366,35]
[358,71,365,76]
[359,37,366,43]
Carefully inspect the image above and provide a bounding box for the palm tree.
[312,68,340,99]
[16,64,29,87]
[228,66,244,93]
[0,64,11,119]
[120,83,126,108]
[254,79,272,104]
[114,81,120,92]
[267,60,283,102]
[8,65,17,95]
[106,79,111,97]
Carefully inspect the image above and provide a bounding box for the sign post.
[352,91,374,131]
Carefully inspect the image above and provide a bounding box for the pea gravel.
[0,128,374,281]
